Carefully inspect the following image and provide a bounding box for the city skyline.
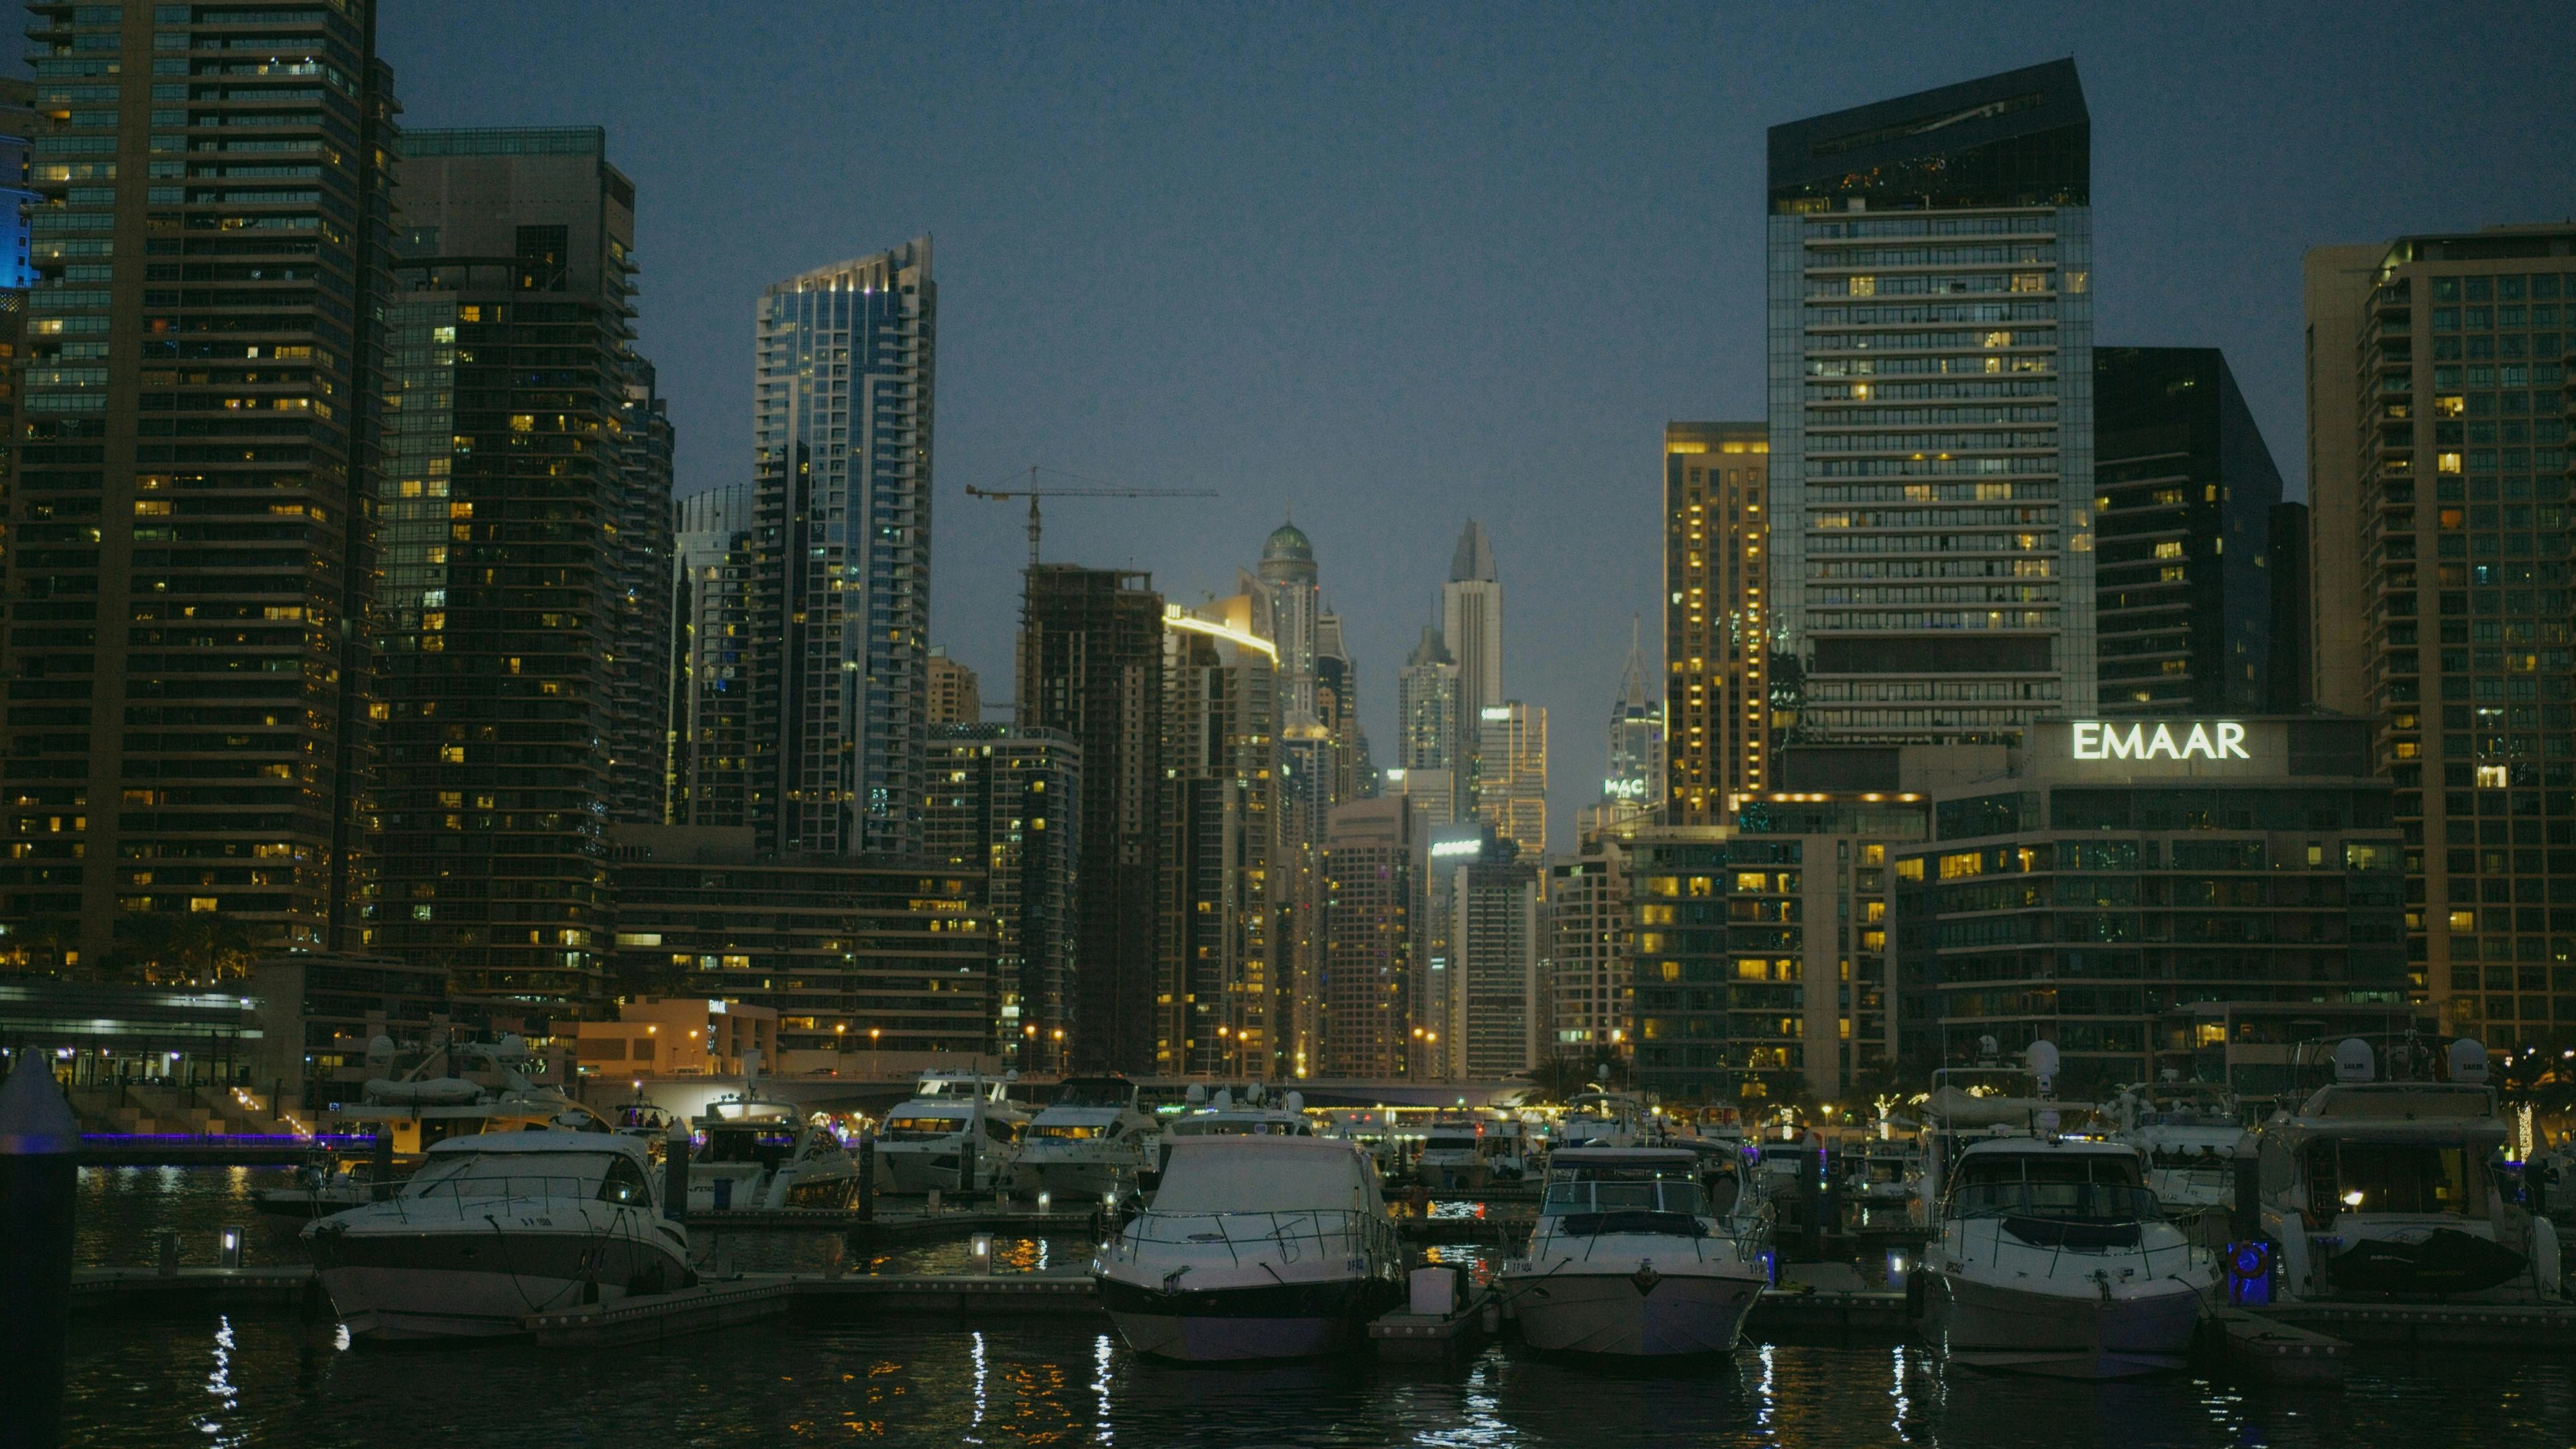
[380,2,2576,845]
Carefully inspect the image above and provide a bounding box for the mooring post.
[857,1132,875,1223]
[370,1130,393,1202]
[663,1117,690,1224]
[1,1049,80,1449]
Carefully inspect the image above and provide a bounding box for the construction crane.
[966,467,1218,569]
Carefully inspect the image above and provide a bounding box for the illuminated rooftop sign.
[1429,839,1481,859]
[2070,720,2249,762]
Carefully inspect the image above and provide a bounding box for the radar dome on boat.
[2449,1038,2491,1084]
[1210,1089,1233,1111]
[2024,1040,2060,1090]
[1185,1083,1208,1106]
[1246,1082,1265,1106]
[1284,1091,1303,1114]
[2333,1038,2375,1083]
[494,1033,526,1058]
[367,1034,396,1066]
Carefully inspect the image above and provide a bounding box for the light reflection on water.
[62,1311,2576,1449]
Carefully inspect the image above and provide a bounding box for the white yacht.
[303,1129,690,1341]
[2254,1038,2563,1303]
[1552,1091,1651,1150]
[2112,1077,2247,1214]
[688,1092,883,1212]
[1926,1132,2212,1378]
[331,1034,605,1156]
[1014,1075,1160,1203]
[1414,1119,1494,1191]
[875,1072,1030,1193]
[1097,1134,1403,1361]
[255,1152,401,1219]
[1161,1084,1313,1140]
[1501,1146,1771,1356]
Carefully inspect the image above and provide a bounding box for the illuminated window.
[2154,540,2184,559]
[1847,276,1876,297]
[2438,451,2464,474]
[2475,765,2508,788]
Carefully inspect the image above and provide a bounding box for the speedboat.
[1925,1133,2212,1377]
[2254,1037,2563,1304]
[1501,1146,1771,1356]
[1014,1074,1160,1203]
[1841,1142,1923,1229]
[1096,1134,1403,1361]
[303,1129,690,1341]
[875,1072,1029,1193]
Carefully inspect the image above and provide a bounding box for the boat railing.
[1106,1207,1390,1269]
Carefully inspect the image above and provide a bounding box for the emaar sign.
[2070,720,2249,761]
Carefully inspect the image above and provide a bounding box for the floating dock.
[2209,1307,2350,1384]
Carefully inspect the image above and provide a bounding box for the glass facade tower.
[1766,60,2094,744]
[751,238,934,857]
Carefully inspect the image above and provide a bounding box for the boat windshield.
[2301,1140,2485,1220]
[698,1127,796,1167]
[405,1149,651,1205]
[1543,1175,1706,1218]
[1950,1155,2157,1222]
[881,1114,964,1142]
[1422,1133,1482,1153]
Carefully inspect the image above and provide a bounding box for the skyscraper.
[1254,521,1319,722]
[1588,619,1661,838]
[2092,347,2282,714]
[1395,623,1461,823]
[0,5,398,964]
[1320,795,1419,1079]
[1766,60,2095,744]
[1018,565,1164,1075]
[363,126,670,1016]
[750,239,934,857]
[606,364,677,826]
[1475,701,1547,859]
[670,486,756,828]
[1442,519,1503,806]
[1159,596,1277,1077]
[1454,853,1540,1078]
[924,722,1080,1071]
[926,647,980,726]
[2304,227,2576,1047]
[1663,422,1770,824]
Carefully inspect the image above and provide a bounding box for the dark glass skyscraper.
[362,127,669,1018]
[1,3,397,965]
[2092,346,2284,714]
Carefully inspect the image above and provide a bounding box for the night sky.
[382,1,2575,842]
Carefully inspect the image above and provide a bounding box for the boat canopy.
[1150,1137,1375,1214]
[2295,1083,2496,1120]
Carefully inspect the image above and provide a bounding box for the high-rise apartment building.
[1018,565,1164,1075]
[1766,60,2095,745]
[1159,596,1278,1077]
[2305,228,2576,1048]
[0,77,34,290]
[1663,422,1770,824]
[1254,521,1318,722]
[1395,623,1460,822]
[1474,700,1546,858]
[2266,502,2313,714]
[1320,794,1419,1079]
[925,647,979,726]
[750,239,934,857]
[606,364,676,826]
[1,4,398,963]
[669,486,755,827]
[1442,519,1503,806]
[923,722,1079,1072]
[1454,853,1539,1078]
[2092,346,2282,714]
[1587,621,1661,839]
[363,127,669,1016]
[1542,838,1629,1060]
[1314,610,1364,801]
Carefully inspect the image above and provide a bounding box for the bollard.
[370,1131,394,1203]
[663,1117,690,1223]
[1,1050,80,1449]
[927,1187,943,1216]
[1036,1189,1051,1216]
[219,1224,245,1270]
[971,1232,994,1276]
[857,1134,875,1223]
[156,1228,180,1279]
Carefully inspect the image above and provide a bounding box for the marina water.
[66,1167,2576,1446]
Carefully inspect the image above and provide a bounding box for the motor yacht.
[1415,1118,1495,1191]
[1552,1091,1652,1150]
[1161,1084,1313,1140]
[2112,1077,2246,1215]
[1501,1146,1772,1356]
[688,1091,884,1211]
[2254,1037,2563,1303]
[875,1071,1030,1193]
[1097,1134,1403,1361]
[1014,1075,1161,1203]
[255,1152,404,1219]
[1840,1142,1923,1228]
[303,1129,690,1341]
[331,1034,605,1157]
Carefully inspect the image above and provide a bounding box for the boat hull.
[1929,1270,2203,1378]
[1506,1267,1765,1356]
[1016,1156,1136,1202]
[881,1144,1011,1194]
[310,1222,689,1342]
[1099,1275,1397,1362]
[1416,1159,1489,1193]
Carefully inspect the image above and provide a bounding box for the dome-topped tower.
[1262,519,1314,564]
